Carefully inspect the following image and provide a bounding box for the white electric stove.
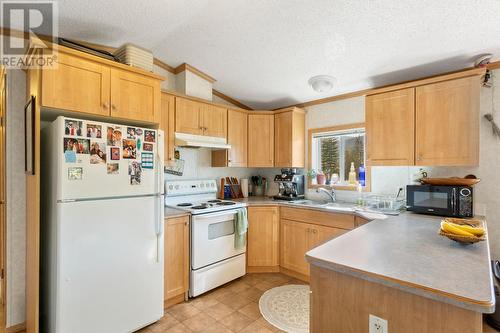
[164,179,247,297]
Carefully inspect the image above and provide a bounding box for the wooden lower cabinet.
[310,265,482,333]
[280,218,348,279]
[164,215,189,308]
[247,206,280,272]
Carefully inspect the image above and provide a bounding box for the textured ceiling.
[55,0,500,109]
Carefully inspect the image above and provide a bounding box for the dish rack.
[360,194,405,214]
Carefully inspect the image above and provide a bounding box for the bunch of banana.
[440,221,485,237]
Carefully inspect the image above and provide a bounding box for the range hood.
[175,132,231,149]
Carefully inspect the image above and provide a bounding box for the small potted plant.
[307,169,318,185]
[316,170,326,185]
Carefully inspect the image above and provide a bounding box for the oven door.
[406,185,456,216]
[191,209,246,270]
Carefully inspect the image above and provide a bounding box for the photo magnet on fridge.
[128,161,142,185]
[144,130,156,143]
[86,123,102,138]
[65,119,83,136]
[107,126,122,146]
[110,147,120,160]
[143,143,153,152]
[68,167,83,180]
[122,139,137,159]
[141,152,154,169]
[64,150,77,163]
[64,138,90,154]
[107,163,119,174]
[126,127,137,139]
[90,141,107,164]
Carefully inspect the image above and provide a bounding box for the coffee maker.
[273,168,305,201]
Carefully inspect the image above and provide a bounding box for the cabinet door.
[227,109,248,167]
[110,68,160,123]
[164,216,189,301]
[366,88,415,166]
[175,98,202,135]
[203,105,227,138]
[248,114,274,167]
[280,219,310,276]
[274,111,293,167]
[42,52,110,116]
[415,76,480,166]
[160,93,176,165]
[247,207,279,268]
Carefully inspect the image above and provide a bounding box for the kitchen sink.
[287,200,328,207]
[322,202,358,212]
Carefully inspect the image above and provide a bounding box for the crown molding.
[212,89,252,110]
[173,63,216,83]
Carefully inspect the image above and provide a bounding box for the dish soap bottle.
[348,162,357,185]
[358,164,366,186]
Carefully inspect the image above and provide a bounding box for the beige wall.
[6,69,27,328]
[304,71,500,258]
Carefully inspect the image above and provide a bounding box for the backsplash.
[164,147,282,195]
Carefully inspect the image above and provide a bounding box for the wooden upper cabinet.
[248,114,274,167]
[212,109,248,167]
[415,76,480,166]
[227,109,248,167]
[110,68,160,123]
[366,88,415,166]
[164,216,189,303]
[41,52,110,116]
[41,49,163,123]
[175,97,228,138]
[247,206,280,269]
[160,93,176,165]
[274,108,305,168]
[175,98,203,135]
[203,104,227,138]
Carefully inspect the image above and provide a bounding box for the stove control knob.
[168,185,173,190]
[175,185,180,190]
[200,183,205,188]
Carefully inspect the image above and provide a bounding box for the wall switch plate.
[369,314,388,333]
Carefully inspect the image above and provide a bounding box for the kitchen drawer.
[280,207,355,230]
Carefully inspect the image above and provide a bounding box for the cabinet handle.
[111,105,117,110]
[417,154,422,161]
[314,229,317,234]
[103,102,109,109]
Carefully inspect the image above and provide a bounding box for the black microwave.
[406,185,473,217]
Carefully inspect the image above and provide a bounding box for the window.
[310,126,366,187]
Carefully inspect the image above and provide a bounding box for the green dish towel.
[234,208,248,249]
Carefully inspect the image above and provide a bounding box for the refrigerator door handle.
[155,195,164,263]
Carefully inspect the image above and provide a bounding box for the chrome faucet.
[317,187,336,202]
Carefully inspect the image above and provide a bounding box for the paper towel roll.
[241,178,249,198]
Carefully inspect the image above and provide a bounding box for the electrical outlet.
[369,314,388,333]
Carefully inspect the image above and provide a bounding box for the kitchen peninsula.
[306,213,495,333]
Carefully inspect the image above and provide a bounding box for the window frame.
[307,122,371,192]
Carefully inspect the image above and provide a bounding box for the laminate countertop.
[164,207,190,219]
[306,212,495,313]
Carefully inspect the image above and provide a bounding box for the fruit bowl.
[439,218,486,244]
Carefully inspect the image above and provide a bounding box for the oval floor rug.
[259,284,310,333]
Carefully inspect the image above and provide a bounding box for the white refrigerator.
[41,116,164,333]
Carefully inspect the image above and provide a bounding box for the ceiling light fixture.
[308,75,336,93]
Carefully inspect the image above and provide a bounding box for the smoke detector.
[308,75,336,93]
[474,54,493,68]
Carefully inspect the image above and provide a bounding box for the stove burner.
[217,201,236,206]
[207,200,222,203]
[192,205,208,210]
[177,203,193,207]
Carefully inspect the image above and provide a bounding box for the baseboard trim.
[6,322,26,333]
[279,267,310,283]
[247,266,280,273]
[164,293,185,309]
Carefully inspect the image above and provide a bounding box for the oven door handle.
[192,208,243,221]
[451,188,457,216]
